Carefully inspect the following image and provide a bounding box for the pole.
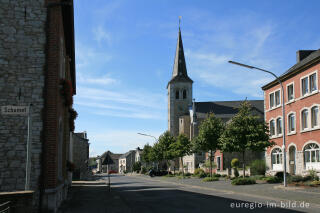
[228,61,287,187]
[107,164,111,192]
[25,104,32,190]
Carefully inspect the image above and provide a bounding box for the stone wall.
[0,0,47,208]
[72,134,89,180]
[0,191,34,213]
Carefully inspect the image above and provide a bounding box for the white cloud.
[75,43,112,69]
[93,26,112,44]
[77,72,117,86]
[90,130,163,155]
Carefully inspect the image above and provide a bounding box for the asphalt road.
[106,175,306,213]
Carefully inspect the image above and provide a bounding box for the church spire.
[168,21,193,87]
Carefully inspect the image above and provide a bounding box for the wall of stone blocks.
[0,0,47,208]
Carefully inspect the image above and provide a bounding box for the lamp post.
[228,60,287,187]
[137,133,157,141]
[137,132,158,170]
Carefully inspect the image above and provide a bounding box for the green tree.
[141,143,152,164]
[220,101,275,177]
[169,134,191,175]
[157,131,176,173]
[192,113,225,177]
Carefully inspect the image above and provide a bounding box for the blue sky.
[73,0,320,156]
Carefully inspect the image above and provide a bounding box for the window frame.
[303,143,320,170]
[300,70,318,98]
[287,112,296,135]
[311,105,319,129]
[271,147,283,171]
[286,82,295,103]
[269,88,281,110]
[301,108,309,131]
[276,117,283,135]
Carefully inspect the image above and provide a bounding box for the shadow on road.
[112,184,304,213]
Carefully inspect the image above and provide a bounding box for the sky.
[73,0,320,157]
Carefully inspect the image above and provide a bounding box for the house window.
[302,109,308,130]
[301,72,318,97]
[271,148,283,171]
[216,156,221,170]
[183,90,187,99]
[301,77,309,96]
[276,117,282,135]
[269,93,274,108]
[287,84,294,102]
[270,120,275,136]
[269,90,281,109]
[275,90,280,106]
[304,143,320,170]
[310,73,317,92]
[288,113,295,133]
[311,106,319,128]
[175,90,179,99]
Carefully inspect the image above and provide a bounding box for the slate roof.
[119,150,135,159]
[167,28,193,87]
[262,49,320,90]
[100,151,123,165]
[195,100,264,115]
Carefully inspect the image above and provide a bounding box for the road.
[59,174,316,213]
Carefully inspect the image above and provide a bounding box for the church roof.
[167,28,193,87]
[195,100,264,115]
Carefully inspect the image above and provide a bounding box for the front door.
[289,146,296,175]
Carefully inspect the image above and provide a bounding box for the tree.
[133,161,142,172]
[220,101,275,177]
[141,143,153,165]
[157,131,176,173]
[169,134,191,175]
[192,113,225,177]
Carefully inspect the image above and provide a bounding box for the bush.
[164,174,175,177]
[250,160,266,175]
[202,177,219,182]
[310,180,320,186]
[221,174,227,177]
[308,169,319,181]
[185,172,192,177]
[288,175,304,183]
[251,175,265,180]
[132,162,142,172]
[199,171,208,178]
[231,177,256,185]
[275,172,289,180]
[212,173,221,177]
[194,168,204,175]
[264,176,281,183]
[141,166,147,174]
[231,158,239,168]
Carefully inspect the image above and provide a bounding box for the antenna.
[179,16,182,29]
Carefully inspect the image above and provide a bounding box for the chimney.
[296,50,316,62]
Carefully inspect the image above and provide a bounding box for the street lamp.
[137,132,158,170]
[228,60,287,187]
[137,133,157,141]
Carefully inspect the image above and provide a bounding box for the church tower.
[167,27,193,136]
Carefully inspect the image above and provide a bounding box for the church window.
[175,90,179,99]
[183,90,187,99]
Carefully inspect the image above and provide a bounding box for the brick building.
[0,0,76,212]
[72,132,89,180]
[263,49,320,176]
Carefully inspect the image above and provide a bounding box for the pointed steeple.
[167,27,193,87]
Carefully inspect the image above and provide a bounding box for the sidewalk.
[129,173,320,208]
[58,177,130,213]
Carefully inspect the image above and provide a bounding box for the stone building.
[119,150,136,173]
[168,27,264,173]
[263,49,320,177]
[72,132,89,180]
[0,0,76,212]
[96,151,122,173]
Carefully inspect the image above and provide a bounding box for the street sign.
[1,106,29,115]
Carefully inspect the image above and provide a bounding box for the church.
[167,27,265,174]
